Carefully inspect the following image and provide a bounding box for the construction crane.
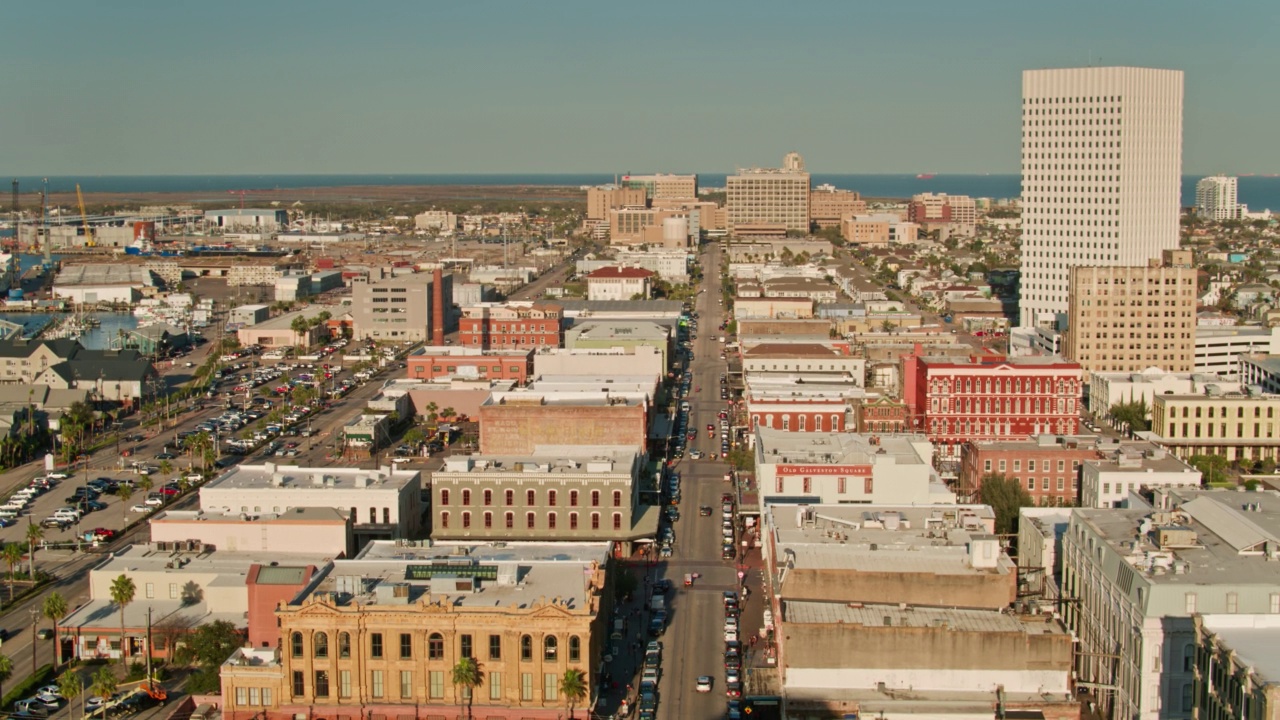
[229,189,247,209]
[75,184,94,247]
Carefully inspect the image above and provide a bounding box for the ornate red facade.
[458,302,564,350]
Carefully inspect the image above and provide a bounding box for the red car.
[158,486,180,496]
[91,528,117,542]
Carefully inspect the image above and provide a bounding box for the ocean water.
[12,174,1280,210]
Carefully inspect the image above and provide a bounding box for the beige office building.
[841,213,918,246]
[621,173,697,200]
[809,185,866,229]
[726,152,810,235]
[1153,392,1280,462]
[585,186,646,222]
[1064,250,1196,376]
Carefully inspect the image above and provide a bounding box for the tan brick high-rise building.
[621,173,697,200]
[809,185,865,229]
[585,186,646,222]
[1064,250,1196,376]
[726,152,810,235]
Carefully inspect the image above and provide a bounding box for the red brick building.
[856,396,910,433]
[902,347,1083,459]
[479,398,649,454]
[407,347,534,384]
[748,396,850,433]
[458,301,564,350]
[958,437,1100,505]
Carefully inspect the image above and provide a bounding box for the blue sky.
[4,0,1278,175]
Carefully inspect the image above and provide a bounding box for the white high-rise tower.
[1018,66,1184,330]
[1195,175,1240,220]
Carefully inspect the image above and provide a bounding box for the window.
[591,490,600,507]
[613,513,622,530]
[569,490,579,506]
[440,489,450,505]
[548,490,557,507]
[505,512,513,529]
[461,489,471,505]
[236,688,246,706]
[544,673,559,701]
[521,635,533,661]
[521,673,534,701]
[339,670,351,698]
[1227,592,1239,614]
[371,632,384,658]
[314,670,330,698]
[291,632,303,658]
[441,511,449,529]
[429,671,444,699]
[1271,593,1280,614]
[489,672,502,700]
[483,489,492,506]
[613,490,622,507]
[145,583,154,599]
[371,670,384,699]
[526,512,536,529]
[170,583,179,599]
[428,633,444,660]
[1185,593,1197,614]
[1181,683,1193,713]
[461,634,473,659]
[369,507,376,523]
[314,632,329,658]
[592,513,600,530]
[400,670,412,700]
[527,489,536,505]
[489,634,502,660]
[548,512,557,530]
[338,632,350,658]
[544,635,558,661]
[400,633,413,659]
[292,671,304,698]
[570,512,578,530]
[462,511,471,529]
[1183,644,1195,671]
[505,489,514,505]
[484,511,492,529]
[569,635,581,662]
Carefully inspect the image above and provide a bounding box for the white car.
[130,504,153,514]
[696,676,713,693]
[46,472,70,480]
[724,617,739,631]
[724,628,738,642]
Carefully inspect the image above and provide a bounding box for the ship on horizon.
[916,173,935,179]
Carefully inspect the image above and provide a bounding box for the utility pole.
[29,605,38,673]
[145,606,153,687]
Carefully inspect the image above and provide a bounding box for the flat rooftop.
[301,540,612,609]
[1200,615,1280,684]
[1076,488,1280,585]
[785,601,1059,634]
[204,463,419,493]
[567,321,669,340]
[153,506,349,525]
[411,346,532,357]
[766,503,1010,577]
[487,391,647,407]
[54,264,155,287]
[756,428,930,468]
[440,447,638,476]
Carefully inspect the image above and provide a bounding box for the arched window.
[548,490,557,507]
[461,489,471,506]
[831,414,840,430]
[612,490,622,507]
[314,632,329,658]
[613,513,622,530]
[429,633,444,660]
[591,513,600,530]
[520,635,533,661]
[291,632,303,658]
[484,511,492,529]
[544,635,558,661]
[569,490,579,506]
[570,512,578,530]
[814,415,823,432]
[568,635,581,662]
[591,490,600,507]
[527,489,536,505]
[462,511,471,529]
[505,512,514,529]
[798,415,806,431]
[440,489,450,506]
[338,632,351,658]
[440,511,449,529]
[548,513,557,530]
[505,489,514,506]
[483,489,492,506]
[526,512,536,529]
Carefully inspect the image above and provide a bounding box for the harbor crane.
[75,184,94,247]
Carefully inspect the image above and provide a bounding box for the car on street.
[696,676,713,693]
[131,504,153,514]
[699,505,713,516]
[725,679,742,698]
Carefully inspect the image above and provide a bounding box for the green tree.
[158,459,173,478]
[110,574,136,665]
[560,668,588,720]
[90,665,118,702]
[176,620,243,668]
[451,656,483,720]
[0,543,22,596]
[0,654,11,703]
[42,591,68,666]
[1190,454,1231,485]
[977,473,1034,535]
[290,315,310,351]
[25,522,43,580]
[118,485,134,528]
[57,669,83,719]
[1108,398,1151,433]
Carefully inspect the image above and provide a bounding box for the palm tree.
[450,657,483,720]
[57,669,83,720]
[43,592,68,666]
[560,668,588,719]
[158,460,173,478]
[109,574,136,665]
[118,485,133,528]
[290,316,310,352]
[1,543,22,597]
[25,522,43,580]
[0,654,11,702]
[90,665,117,703]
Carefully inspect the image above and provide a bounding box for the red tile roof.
[585,266,655,279]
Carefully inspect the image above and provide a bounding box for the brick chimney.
[432,267,445,346]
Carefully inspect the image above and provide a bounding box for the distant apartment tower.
[726,152,811,235]
[621,173,697,200]
[1195,175,1241,220]
[841,214,918,246]
[1019,67,1184,330]
[1064,249,1197,375]
[809,184,866,229]
[585,185,646,222]
[908,193,977,236]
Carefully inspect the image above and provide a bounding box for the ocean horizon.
[10,174,1280,210]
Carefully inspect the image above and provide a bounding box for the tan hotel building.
[726,152,810,235]
[1063,250,1196,376]
[1153,392,1280,463]
[220,542,612,720]
[809,185,866,229]
[621,173,697,200]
